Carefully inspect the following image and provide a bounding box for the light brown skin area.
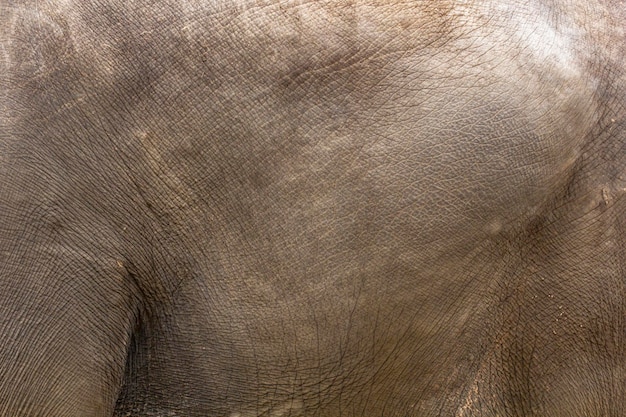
[0,1,624,416]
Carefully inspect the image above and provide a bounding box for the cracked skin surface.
[1,0,625,416]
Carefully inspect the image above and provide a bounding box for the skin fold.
[1,0,624,416]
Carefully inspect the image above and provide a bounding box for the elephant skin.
[1,0,625,416]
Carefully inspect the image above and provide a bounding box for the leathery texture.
[0,0,624,416]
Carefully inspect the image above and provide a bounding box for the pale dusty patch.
[455,381,481,417]
[230,399,304,417]
[498,3,583,78]
[456,0,588,81]
[484,218,502,235]
[270,399,304,417]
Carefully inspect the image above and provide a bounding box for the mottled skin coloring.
[1,1,625,416]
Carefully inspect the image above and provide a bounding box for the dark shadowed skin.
[1,0,624,416]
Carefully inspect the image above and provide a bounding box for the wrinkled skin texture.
[1,0,625,416]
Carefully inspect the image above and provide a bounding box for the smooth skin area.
[1,1,624,416]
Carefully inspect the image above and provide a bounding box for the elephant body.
[1,1,625,416]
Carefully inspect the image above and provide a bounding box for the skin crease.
[0,0,624,416]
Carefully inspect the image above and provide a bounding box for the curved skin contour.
[1,1,625,416]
